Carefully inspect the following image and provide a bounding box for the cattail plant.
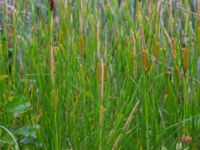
[49,0,57,112]
[50,0,55,85]
[183,48,188,74]
[49,1,59,149]
[142,50,150,73]
[170,37,177,61]
[97,63,107,83]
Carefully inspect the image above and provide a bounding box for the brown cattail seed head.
[80,35,84,55]
[171,37,177,60]
[97,63,107,83]
[183,48,188,74]
[142,50,150,72]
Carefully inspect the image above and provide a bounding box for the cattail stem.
[97,9,105,149]
[49,1,59,149]
[50,14,55,86]
[49,0,57,111]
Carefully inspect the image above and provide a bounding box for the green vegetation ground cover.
[0,0,200,149]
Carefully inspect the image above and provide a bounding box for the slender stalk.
[112,100,140,150]
[49,1,58,149]
[50,14,55,86]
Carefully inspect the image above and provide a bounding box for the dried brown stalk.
[112,100,140,150]
[49,0,57,110]
[97,63,107,83]
[50,14,55,86]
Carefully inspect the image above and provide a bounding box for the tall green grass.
[0,0,200,149]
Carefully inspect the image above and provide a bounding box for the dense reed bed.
[0,0,200,149]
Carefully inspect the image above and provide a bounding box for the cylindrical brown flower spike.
[171,37,177,60]
[97,63,107,83]
[183,48,188,74]
[142,50,150,73]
